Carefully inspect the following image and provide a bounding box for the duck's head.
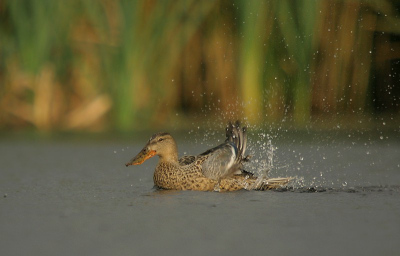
[125,132,178,166]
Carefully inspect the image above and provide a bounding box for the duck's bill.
[125,147,156,166]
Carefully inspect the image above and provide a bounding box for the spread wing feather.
[201,121,249,180]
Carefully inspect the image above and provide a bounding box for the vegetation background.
[1,0,399,133]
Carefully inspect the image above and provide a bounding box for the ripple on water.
[273,185,400,194]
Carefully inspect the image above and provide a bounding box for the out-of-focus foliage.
[0,0,399,131]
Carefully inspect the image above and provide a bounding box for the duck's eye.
[158,138,164,142]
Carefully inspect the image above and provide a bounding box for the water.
[1,131,400,256]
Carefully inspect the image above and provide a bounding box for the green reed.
[0,0,399,131]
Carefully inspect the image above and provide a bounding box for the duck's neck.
[158,152,179,163]
[157,141,179,163]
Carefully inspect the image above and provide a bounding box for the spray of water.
[182,92,392,191]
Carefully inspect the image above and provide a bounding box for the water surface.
[1,131,399,256]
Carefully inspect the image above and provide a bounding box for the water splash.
[184,92,399,190]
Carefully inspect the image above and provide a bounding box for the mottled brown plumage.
[126,122,291,191]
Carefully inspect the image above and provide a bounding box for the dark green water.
[1,130,399,256]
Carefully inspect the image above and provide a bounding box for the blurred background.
[0,0,399,133]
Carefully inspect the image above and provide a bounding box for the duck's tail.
[248,177,293,190]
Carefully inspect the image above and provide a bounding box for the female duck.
[125,122,290,191]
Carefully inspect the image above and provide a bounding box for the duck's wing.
[178,155,197,165]
[225,121,247,161]
[201,121,249,180]
[200,142,239,180]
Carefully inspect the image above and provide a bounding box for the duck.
[125,121,291,191]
